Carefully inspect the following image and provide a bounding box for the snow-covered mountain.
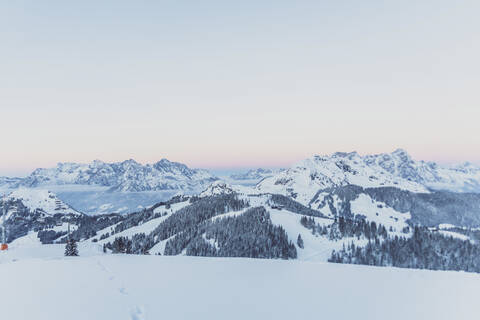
[81,190,480,272]
[0,188,91,243]
[0,177,22,187]
[364,149,480,192]
[309,185,480,228]
[256,149,480,206]
[229,168,284,181]
[12,159,218,192]
[3,186,480,276]
[4,188,82,217]
[199,181,237,196]
[199,180,254,197]
[0,158,217,215]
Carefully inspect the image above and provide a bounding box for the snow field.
[0,245,479,320]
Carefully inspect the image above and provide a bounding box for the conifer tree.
[297,234,304,249]
[65,238,79,256]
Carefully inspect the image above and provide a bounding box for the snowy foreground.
[1,244,479,320]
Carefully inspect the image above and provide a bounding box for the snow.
[0,244,479,320]
[200,180,254,198]
[53,186,179,215]
[145,194,404,260]
[1,158,219,215]
[438,223,458,230]
[268,208,357,261]
[6,188,82,216]
[438,230,471,241]
[96,216,165,244]
[149,236,171,255]
[256,152,430,207]
[8,232,42,248]
[94,200,191,244]
[149,204,252,255]
[350,194,411,232]
[51,223,78,233]
[210,208,250,222]
[256,150,480,208]
[15,158,218,192]
[152,200,191,215]
[225,168,285,186]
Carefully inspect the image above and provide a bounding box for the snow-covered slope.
[230,168,284,181]
[93,199,192,245]
[52,186,179,215]
[88,189,480,263]
[310,185,480,228]
[0,176,22,188]
[256,149,480,206]
[0,159,217,215]
[199,180,253,197]
[2,189,479,283]
[14,158,218,192]
[0,188,91,244]
[1,246,479,320]
[5,188,82,217]
[364,149,480,192]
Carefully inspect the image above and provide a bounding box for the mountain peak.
[332,151,359,159]
[229,168,283,181]
[6,188,82,216]
[200,180,235,197]
[257,150,480,205]
[120,159,141,166]
[391,148,411,159]
[91,159,106,165]
[3,158,218,192]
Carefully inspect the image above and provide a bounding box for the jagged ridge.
[4,158,218,192]
[256,149,480,206]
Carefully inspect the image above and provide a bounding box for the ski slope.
[0,244,479,320]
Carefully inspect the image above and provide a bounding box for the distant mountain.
[229,168,284,181]
[256,149,480,205]
[88,190,480,272]
[5,159,218,192]
[0,189,88,244]
[4,185,480,273]
[199,181,237,196]
[4,188,83,217]
[0,177,22,187]
[310,185,480,228]
[363,149,480,192]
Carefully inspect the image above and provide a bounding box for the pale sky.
[1,1,479,176]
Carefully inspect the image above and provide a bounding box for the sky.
[1,1,479,176]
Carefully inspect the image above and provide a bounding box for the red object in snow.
[0,243,8,251]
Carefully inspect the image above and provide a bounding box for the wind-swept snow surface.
[0,246,479,320]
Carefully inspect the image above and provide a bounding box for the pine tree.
[65,238,79,256]
[297,234,304,249]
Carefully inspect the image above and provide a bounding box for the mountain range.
[2,149,480,268]
[2,149,480,274]
[229,168,285,182]
[1,150,480,216]
[2,159,217,192]
[2,149,478,198]
[256,149,480,206]
[0,159,219,214]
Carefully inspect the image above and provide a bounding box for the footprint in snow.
[119,287,128,295]
[130,306,146,320]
